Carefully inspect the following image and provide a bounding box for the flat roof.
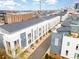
[0,15,57,34]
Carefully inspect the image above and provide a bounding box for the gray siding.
[28,35,51,59]
[51,32,63,54]
[0,35,4,48]
[58,15,79,33]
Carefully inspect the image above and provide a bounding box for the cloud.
[33,0,40,2]
[21,0,27,2]
[46,0,57,4]
[74,0,79,3]
[0,0,22,10]
[0,0,30,10]
[33,0,57,5]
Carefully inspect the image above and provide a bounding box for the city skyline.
[0,0,77,10]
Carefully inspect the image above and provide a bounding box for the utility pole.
[39,0,42,15]
[39,0,41,11]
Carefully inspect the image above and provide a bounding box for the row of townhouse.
[0,15,61,58]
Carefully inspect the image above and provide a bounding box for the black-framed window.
[6,41,12,54]
[46,24,48,31]
[28,33,31,44]
[45,25,47,32]
[14,40,19,48]
[14,40,20,54]
[39,28,41,36]
[43,26,44,33]
[6,41,10,48]
[76,45,79,50]
[66,50,68,56]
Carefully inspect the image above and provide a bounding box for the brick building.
[0,11,33,24]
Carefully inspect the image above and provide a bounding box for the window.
[47,24,49,30]
[20,32,26,48]
[67,42,70,46]
[39,28,41,36]
[34,30,37,40]
[0,34,4,48]
[14,41,17,47]
[28,33,31,40]
[28,39,31,44]
[74,53,76,58]
[66,50,68,56]
[48,24,50,29]
[77,54,79,59]
[43,26,44,33]
[14,40,19,48]
[45,25,47,32]
[6,41,10,48]
[6,41,11,54]
[14,40,20,54]
[76,45,79,50]
[54,38,59,46]
[28,33,31,44]
[74,53,79,59]
[46,24,48,31]
[76,46,78,50]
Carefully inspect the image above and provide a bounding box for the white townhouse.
[51,2,79,59]
[61,32,79,59]
[0,15,60,58]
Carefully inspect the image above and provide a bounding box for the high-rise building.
[74,3,79,9]
[74,3,79,12]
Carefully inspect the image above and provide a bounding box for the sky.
[0,0,78,10]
